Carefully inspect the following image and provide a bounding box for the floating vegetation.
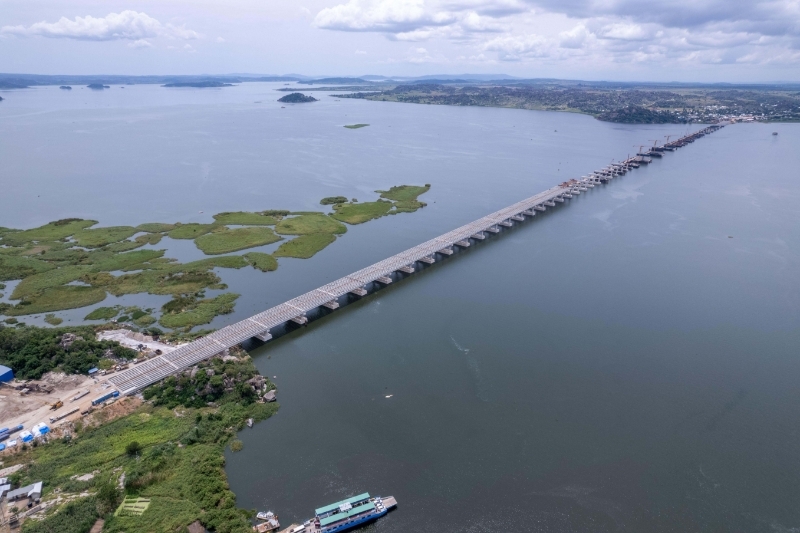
[330,200,394,224]
[274,214,346,235]
[136,222,176,233]
[273,234,337,259]
[0,254,55,281]
[159,292,240,328]
[194,226,282,255]
[3,286,107,316]
[212,211,280,225]
[0,218,97,246]
[44,313,63,325]
[0,185,429,326]
[84,306,119,320]
[243,252,278,272]
[11,265,91,299]
[167,223,218,239]
[72,226,138,248]
[344,124,369,129]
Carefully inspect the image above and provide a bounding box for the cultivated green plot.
[136,222,176,233]
[115,497,152,517]
[275,213,346,235]
[159,293,239,328]
[212,211,279,225]
[4,286,107,316]
[273,233,337,259]
[331,200,394,224]
[167,223,218,239]
[243,252,278,272]
[11,265,92,299]
[195,227,282,255]
[0,218,97,246]
[72,226,138,248]
[0,254,56,281]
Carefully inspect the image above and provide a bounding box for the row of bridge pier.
[108,124,724,395]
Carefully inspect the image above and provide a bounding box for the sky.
[1,0,799,82]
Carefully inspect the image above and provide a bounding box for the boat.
[773,132,778,135]
[254,511,280,532]
[288,493,397,533]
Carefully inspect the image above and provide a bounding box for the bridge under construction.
[108,125,723,395]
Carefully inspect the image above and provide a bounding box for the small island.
[344,124,369,129]
[59,85,72,90]
[162,81,234,88]
[87,83,110,89]
[278,92,317,103]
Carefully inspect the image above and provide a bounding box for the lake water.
[2,84,799,532]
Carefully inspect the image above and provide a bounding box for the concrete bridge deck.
[108,125,723,395]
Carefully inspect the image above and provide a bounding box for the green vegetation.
[320,196,349,205]
[331,200,394,224]
[212,212,279,225]
[230,440,244,452]
[0,324,136,379]
[0,254,55,281]
[159,293,239,329]
[44,314,63,325]
[1,187,429,325]
[275,213,346,235]
[72,226,138,248]
[115,497,151,517]
[278,92,317,103]
[344,124,369,129]
[167,223,218,239]
[195,227,281,255]
[22,496,100,533]
[84,306,119,320]
[243,252,278,272]
[82,269,222,297]
[3,286,107,316]
[0,219,96,246]
[11,265,91,299]
[379,184,430,203]
[88,249,165,272]
[136,223,175,233]
[274,233,337,259]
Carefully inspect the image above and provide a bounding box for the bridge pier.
[419,256,435,264]
[499,220,513,227]
[397,265,415,274]
[350,287,367,296]
[255,331,272,342]
[376,276,393,284]
[485,226,500,233]
[510,214,525,222]
[438,247,454,255]
[471,232,486,240]
[323,300,339,310]
[455,240,471,248]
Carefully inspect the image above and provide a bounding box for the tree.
[125,441,141,456]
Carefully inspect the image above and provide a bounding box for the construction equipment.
[49,400,63,411]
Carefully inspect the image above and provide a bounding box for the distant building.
[0,365,13,383]
[0,484,10,499]
[6,481,42,502]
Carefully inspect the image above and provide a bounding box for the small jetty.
[108,125,725,395]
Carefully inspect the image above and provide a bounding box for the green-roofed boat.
[283,493,397,533]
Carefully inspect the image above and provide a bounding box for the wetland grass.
[167,223,218,240]
[72,226,138,248]
[274,213,346,235]
[273,233,337,259]
[243,252,278,272]
[212,212,279,225]
[195,227,282,255]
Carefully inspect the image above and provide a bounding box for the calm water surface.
[2,84,799,531]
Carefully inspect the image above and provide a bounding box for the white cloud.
[128,39,153,49]
[355,49,368,54]
[216,36,226,43]
[1,11,201,42]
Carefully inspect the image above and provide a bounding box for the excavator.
[49,400,63,411]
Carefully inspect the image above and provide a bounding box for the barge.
[279,493,397,533]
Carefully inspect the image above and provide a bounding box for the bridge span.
[108,125,723,395]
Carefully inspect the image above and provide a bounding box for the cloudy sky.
[2,0,799,81]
